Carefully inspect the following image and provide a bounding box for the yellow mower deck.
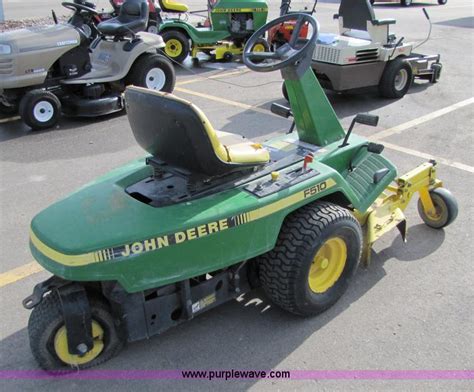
[355,161,442,264]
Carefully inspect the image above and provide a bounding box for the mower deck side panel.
[159,21,230,45]
[29,156,356,292]
[312,61,385,91]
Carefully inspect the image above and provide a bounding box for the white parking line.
[371,97,474,141]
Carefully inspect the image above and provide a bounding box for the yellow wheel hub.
[252,43,266,52]
[308,237,347,293]
[165,39,183,58]
[54,320,104,366]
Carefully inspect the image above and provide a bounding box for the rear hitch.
[22,275,67,309]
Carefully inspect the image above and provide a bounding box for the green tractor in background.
[158,0,269,64]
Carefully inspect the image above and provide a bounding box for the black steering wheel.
[243,13,319,72]
[62,1,99,15]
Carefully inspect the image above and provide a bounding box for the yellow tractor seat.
[158,0,189,13]
[125,86,270,177]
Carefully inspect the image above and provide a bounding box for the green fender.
[159,20,230,45]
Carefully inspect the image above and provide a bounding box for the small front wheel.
[258,202,362,316]
[401,0,413,6]
[28,291,123,370]
[128,54,176,93]
[19,90,61,130]
[417,188,458,229]
[438,0,447,5]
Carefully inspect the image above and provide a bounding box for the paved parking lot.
[0,1,473,390]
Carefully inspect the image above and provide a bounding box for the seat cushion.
[216,131,270,164]
[159,0,189,12]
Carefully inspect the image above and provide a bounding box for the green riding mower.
[158,0,270,65]
[23,13,457,370]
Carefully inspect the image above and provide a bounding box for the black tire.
[379,58,413,99]
[258,202,363,317]
[161,29,190,63]
[28,290,123,370]
[401,0,413,6]
[370,0,375,4]
[417,188,458,229]
[127,54,176,93]
[438,0,447,4]
[223,52,234,62]
[282,82,289,101]
[0,102,18,116]
[431,63,442,83]
[19,90,61,130]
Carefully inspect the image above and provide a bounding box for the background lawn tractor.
[23,13,457,370]
[0,0,175,130]
[282,0,443,100]
[158,0,270,65]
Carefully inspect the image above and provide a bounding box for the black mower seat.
[158,0,188,13]
[97,0,149,36]
[125,86,270,177]
[336,0,395,32]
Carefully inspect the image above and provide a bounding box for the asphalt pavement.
[0,1,473,391]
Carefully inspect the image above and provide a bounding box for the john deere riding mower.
[0,0,175,130]
[23,13,457,370]
[158,0,270,64]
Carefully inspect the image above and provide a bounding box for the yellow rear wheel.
[165,39,183,58]
[258,202,362,316]
[162,30,190,63]
[308,237,347,293]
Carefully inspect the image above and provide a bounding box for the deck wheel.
[417,188,458,229]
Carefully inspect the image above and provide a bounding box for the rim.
[308,237,347,293]
[33,101,54,123]
[425,196,445,222]
[145,68,166,90]
[165,39,183,57]
[147,25,158,34]
[394,68,408,91]
[54,320,104,366]
[252,43,266,52]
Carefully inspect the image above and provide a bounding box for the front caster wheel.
[258,202,362,316]
[128,54,176,93]
[28,291,123,370]
[418,188,458,229]
[19,90,61,130]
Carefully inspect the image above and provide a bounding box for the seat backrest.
[120,0,147,18]
[125,87,254,177]
[339,0,375,32]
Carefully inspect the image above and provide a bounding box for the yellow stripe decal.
[31,179,336,267]
[30,229,97,267]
